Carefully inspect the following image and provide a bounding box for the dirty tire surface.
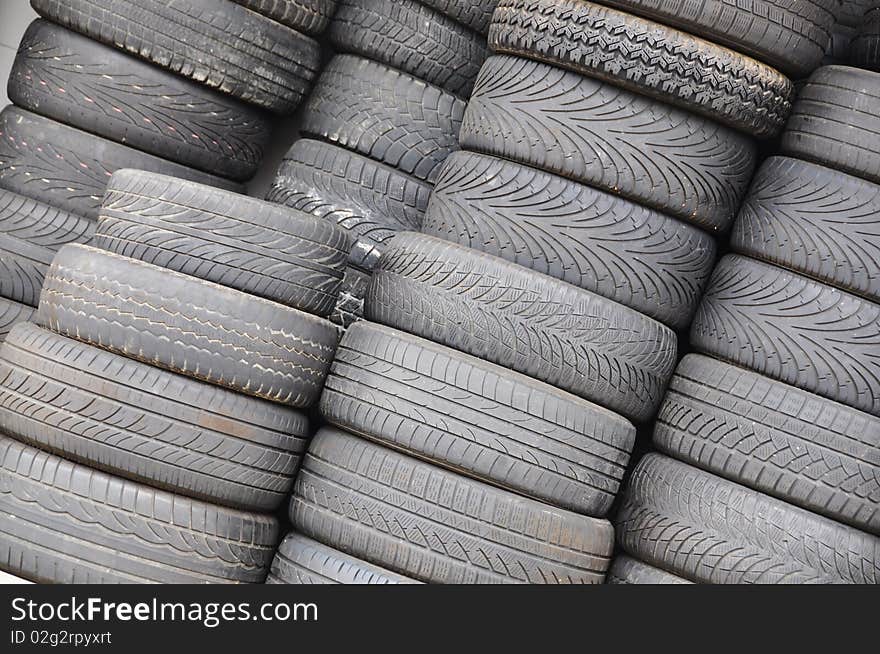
[232,0,337,35]
[0,299,33,343]
[606,555,692,585]
[419,0,497,33]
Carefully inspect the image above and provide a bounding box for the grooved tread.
[0,299,33,343]
[232,0,336,35]
[606,555,692,584]
[331,266,370,329]
[851,9,880,73]
[840,0,876,27]
[419,0,497,33]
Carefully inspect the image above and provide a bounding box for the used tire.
[367,233,677,422]
[851,9,880,73]
[656,354,880,535]
[291,428,615,584]
[9,20,271,182]
[691,254,880,417]
[615,453,880,584]
[420,0,497,33]
[330,266,370,329]
[0,106,240,219]
[267,532,419,584]
[423,151,717,329]
[95,170,348,316]
[322,321,636,516]
[781,66,880,185]
[0,299,33,343]
[732,156,880,302]
[30,0,320,114]
[301,55,465,184]
[329,0,489,98]
[0,323,310,511]
[460,56,757,231]
[840,0,875,27]
[606,555,692,585]
[0,189,95,307]
[37,244,339,407]
[0,434,277,584]
[489,0,793,138]
[232,0,336,34]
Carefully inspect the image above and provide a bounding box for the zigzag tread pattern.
[232,0,335,35]
[419,0,497,33]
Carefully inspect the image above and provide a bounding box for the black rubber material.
[423,151,717,330]
[595,0,837,78]
[489,0,794,138]
[367,233,677,423]
[732,156,880,303]
[781,66,880,185]
[301,55,465,184]
[95,170,348,317]
[0,106,241,220]
[321,321,636,516]
[0,299,33,343]
[460,55,757,232]
[328,0,489,98]
[419,0,497,33]
[0,433,278,584]
[267,140,430,272]
[30,0,321,114]
[37,244,339,407]
[267,532,420,584]
[0,189,95,307]
[656,354,880,535]
[615,453,880,584]
[851,9,880,72]
[606,555,692,585]
[840,0,876,27]
[290,427,616,584]
[691,254,880,417]
[0,323,310,511]
[232,0,336,34]
[9,20,271,182]
[330,266,369,329]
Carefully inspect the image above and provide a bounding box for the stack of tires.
[265,0,492,327]
[1,0,332,341]
[611,65,880,584]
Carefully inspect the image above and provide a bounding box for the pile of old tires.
[0,1,347,584]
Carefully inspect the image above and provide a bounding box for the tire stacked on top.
[0,0,333,342]
[611,65,880,584]
[851,6,880,71]
[264,0,492,329]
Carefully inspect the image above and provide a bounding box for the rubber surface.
[692,254,880,417]
[36,244,339,407]
[329,0,489,98]
[0,106,240,220]
[489,0,793,138]
[95,170,348,316]
[615,453,880,584]
[30,0,321,114]
[267,532,419,584]
[321,322,636,516]
[423,151,717,329]
[9,19,271,181]
[606,555,692,585]
[460,55,757,232]
[330,266,370,329]
[367,233,677,422]
[840,0,876,27]
[781,66,880,185]
[291,428,616,584]
[732,156,880,302]
[0,299,33,343]
[233,0,336,34]
[420,0,497,33]
[0,323,310,511]
[851,9,880,72]
[0,189,95,307]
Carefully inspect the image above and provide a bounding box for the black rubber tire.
[0,189,95,307]
[266,139,430,272]
[0,106,241,220]
[301,55,465,185]
[0,299,33,343]
[290,427,616,584]
[322,321,636,516]
[232,0,336,34]
[781,66,880,185]
[824,24,856,66]
[732,156,880,303]
[423,151,717,330]
[267,532,419,584]
[595,0,836,78]
[840,0,876,27]
[367,233,677,423]
[95,170,348,317]
[30,0,320,114]
[851,9,880,72]
[606,555,692,585]
[489,0,793,138]
[328,0,489,98]
[615,453,880,584]
[460,56,757,232]
[0,323,310,512]
[419,0,497,33]
[37,244,339,407]
[655,353,880,535]
[0,434,278,584]
[692,254,880,417]
[8,20,271,182]
[330,266,369,329]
